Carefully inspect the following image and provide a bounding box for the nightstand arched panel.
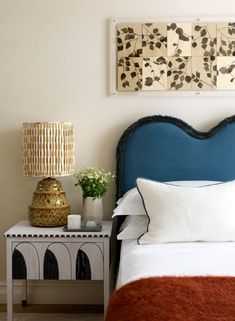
[46,243,72,280]
[44,249,59,280]
[13,242,40,280]
[12,249,26,279]
[76,249,91,280]
[79,243,103,280]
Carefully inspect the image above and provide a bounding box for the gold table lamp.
[22,122,75,227]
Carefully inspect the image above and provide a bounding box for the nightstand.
[4,220,112,321]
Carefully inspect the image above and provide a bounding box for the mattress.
[116,239,235,289]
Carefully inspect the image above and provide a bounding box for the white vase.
[83,197,103,224]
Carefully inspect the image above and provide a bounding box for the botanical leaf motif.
[117,57,142,91]
[176,58,183,63]
[227,64,235,73]
[137,80,142,89]
[192,23,216,56]
[200,29,206,37]
[117,23,142,58]
[131,71,137,78]
[167,23,191,56]
[121,73,126,80]
[167,56,192,90]
[179,62,185,69]
[192,56,217,90]
[217,57,235,89]
[217,23,235,56]
[121,28,128,33]
[185,75,192,83]
[175,83,183,90]
[145,77,153,86]
[142,23,167,57]
[167,23,177,31]
[219,67,228,74]
[156,56,167,64]
[142,57,167,91]
[195,25,201,31]
[116,21,235,92]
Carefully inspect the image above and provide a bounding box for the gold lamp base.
[29,177,70,227]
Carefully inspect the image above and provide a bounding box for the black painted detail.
[76,249,91,280]
[44,249,59,279]
[21,300,27,307]
[12,249,27,279]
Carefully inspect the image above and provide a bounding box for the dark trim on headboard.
[116,114,235,200]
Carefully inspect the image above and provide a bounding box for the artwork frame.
[110,17,235,96]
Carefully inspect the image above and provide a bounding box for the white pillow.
[117,216,148,240]
[137,178,235,244]
[113,188,145,217]
[113,181,220,217]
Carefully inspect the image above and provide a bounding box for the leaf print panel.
[142,57,167,91]
[117,23,142,58]
[167,57,192,90]
[217,23,235,56]
[142,23,167,57]
[192,23,216,56]
[192,56,217,90]
[167,23,192,57]
[217,57,235,90]
[117,57,142,91]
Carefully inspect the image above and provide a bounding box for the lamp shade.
[22,122,75,177]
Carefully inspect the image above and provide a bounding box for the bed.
[106,115,235,321]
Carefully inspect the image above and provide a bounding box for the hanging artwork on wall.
[113,19,235,93]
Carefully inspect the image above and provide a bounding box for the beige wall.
[1,0,235,302]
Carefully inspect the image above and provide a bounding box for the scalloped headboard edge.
[116,115,235,200]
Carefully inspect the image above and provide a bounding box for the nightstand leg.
[6,239,13,321]
[103,239,110,313]
[22,279,27,307]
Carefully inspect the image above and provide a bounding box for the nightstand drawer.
[12,241,104,281]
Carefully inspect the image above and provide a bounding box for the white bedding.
[116,239,235,289]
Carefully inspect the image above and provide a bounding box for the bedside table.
[4,220,112,321]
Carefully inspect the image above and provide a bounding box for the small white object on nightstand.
[67,214,81,229]
[86,220,97,228]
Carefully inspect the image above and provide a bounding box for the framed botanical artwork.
[110,17,235,95]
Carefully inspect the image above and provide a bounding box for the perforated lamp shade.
[22,122,75,177]
[22,122,75,227]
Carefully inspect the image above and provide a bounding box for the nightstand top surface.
[4,220,112,238]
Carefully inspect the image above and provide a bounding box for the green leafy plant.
[74,167,115,198]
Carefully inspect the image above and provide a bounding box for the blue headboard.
[116,115,235,199]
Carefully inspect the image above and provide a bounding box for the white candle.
[67,214,81,229]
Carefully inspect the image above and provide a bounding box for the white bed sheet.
[116,239,235,289]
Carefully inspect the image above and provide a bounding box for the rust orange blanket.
[105,276,235,321]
